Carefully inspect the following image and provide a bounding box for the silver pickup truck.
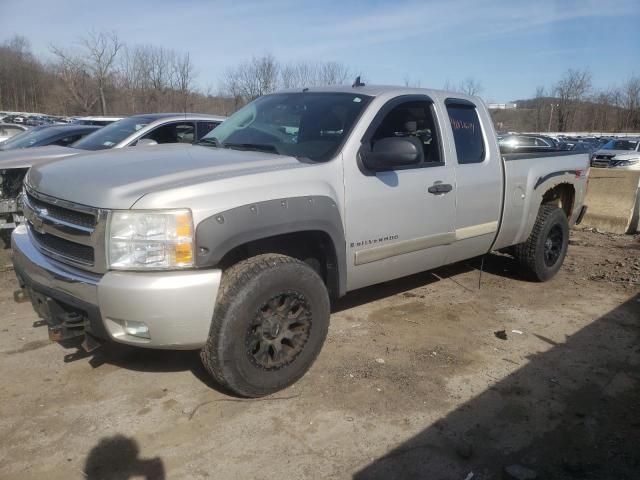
[12,85,589,397]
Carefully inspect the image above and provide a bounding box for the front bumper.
[12,225,221,349]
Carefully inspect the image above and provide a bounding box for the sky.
[1,0,639,102]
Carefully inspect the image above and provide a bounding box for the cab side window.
[446,103,485,164]
[370,101,442,165]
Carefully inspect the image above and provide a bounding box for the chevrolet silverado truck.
[0,113,225,243]
[12,85,589,397]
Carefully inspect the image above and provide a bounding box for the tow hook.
[81,333,102,353]
[13,289,29,303]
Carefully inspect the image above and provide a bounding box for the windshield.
[71,116,152,150]
[0,126,49,149]
[201,92,372,161]
[602,139,639,151]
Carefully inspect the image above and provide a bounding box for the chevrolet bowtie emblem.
[31,207,48,233]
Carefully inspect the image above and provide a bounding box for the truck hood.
[0,145,78,169]
[28,144,309,209]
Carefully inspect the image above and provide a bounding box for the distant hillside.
[491,97,633,133]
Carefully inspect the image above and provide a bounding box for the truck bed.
[492,151,590,251]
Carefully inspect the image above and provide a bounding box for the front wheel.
[514,205,569,282]
[200,253,330,397]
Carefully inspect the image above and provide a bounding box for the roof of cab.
[272,84,482,104]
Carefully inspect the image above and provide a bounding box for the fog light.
[123,320,150,339]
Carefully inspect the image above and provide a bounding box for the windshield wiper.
[197,137,220,147]
[223,143,280,155]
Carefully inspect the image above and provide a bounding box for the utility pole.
[548,103,558,132]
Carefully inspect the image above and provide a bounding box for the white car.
[0,123,28,143]
[71,116,123,126]
[591,138,640,170]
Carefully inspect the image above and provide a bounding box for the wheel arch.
[195,196,346,298]
[541,182,576,219]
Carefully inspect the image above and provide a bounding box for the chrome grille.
[30,230,95,264]
[23,186,108,273]
[26,192,96,228]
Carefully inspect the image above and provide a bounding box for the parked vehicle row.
[0,113,225,240]
[9,85,589,397]
[0,124,100,151]
[0,123,28,143]
[498,131,639,170]
[498,133,567,153]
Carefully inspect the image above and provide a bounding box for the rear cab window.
[445,100,486,164]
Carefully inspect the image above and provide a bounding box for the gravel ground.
[0,229,638,479]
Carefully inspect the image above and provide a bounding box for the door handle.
[428,183,453,194]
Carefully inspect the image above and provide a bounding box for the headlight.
[107,209,194,270]
[617,159,638,166]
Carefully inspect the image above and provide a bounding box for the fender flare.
[195,196,346,296]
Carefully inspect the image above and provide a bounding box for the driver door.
[343,96,456,291]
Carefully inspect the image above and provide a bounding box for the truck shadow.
[333,252,526,313]
[83,434,165,480]
[353,293,640,479]
[83,344,237,396]
[68,251,530,396]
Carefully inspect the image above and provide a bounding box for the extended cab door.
[443,98,503,263]
[343,95,456,291]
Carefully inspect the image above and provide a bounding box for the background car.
[70,116,123,126]
[0,123,28,143]
[569,141,595,153]
[498,134,563,153]
[0,124,100,151]
[591,138,640,170]
[0,113,226,240]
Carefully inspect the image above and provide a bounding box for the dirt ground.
[0,229,638,480]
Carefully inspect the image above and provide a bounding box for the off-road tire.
[0,229,11,250]
[514,205,569,282]
[200,253,330,397]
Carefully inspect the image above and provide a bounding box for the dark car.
[569,141,595,153]
[0,124,101,151]
[498,134,562,153]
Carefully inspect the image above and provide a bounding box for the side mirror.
[136,138,158,147]
[361,137,421,171]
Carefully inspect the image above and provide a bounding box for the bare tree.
[280,60,350,89]
[553,68,591,131]
[459,77,483,96]
[280,61,317,89]
[403,75,421,88]
[318,61,350,85]
[81,31,122,115]
[533,86,545,132]
[171,52,195,112]
[620,75,640,130]
[50,46,99,114]
[52,31,122,115]
[222,55,279,105]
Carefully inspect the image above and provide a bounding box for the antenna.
[352,76,365,88]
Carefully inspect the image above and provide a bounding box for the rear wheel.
[514,205,569,282]
[200,253,330,397]
[0,229,11,250]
